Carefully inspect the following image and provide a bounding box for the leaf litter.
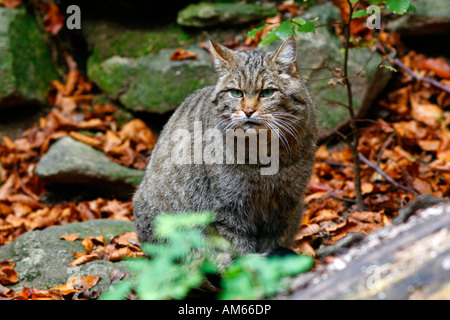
[1,2,449,299]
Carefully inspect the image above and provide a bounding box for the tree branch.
[343,0,364,211]
[358,152,420,196]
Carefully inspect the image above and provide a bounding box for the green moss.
[177,2,278,27]
[85,22,195,62]
[120,65,216,113]
[0,7,58,103]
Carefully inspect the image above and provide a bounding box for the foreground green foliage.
[101,212,314,300]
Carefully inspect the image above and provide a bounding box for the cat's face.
[210,37,309,151]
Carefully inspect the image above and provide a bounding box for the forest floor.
[1,1,450,300]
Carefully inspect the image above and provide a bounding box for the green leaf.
[153,211,214,239]
[352,9,368,18]
[259,30,281,46]
[247,25,267,39]
[292,17,306,26]
[385,0,411,15]
[407,3,416,13]
[369,0,384,4]
[298,21,316,33]
[274,21,296,40]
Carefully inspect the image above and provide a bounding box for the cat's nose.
[243,108,255,118]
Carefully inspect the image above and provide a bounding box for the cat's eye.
[260,89,276,98]
[230,89,243,98]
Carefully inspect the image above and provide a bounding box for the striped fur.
[133,37,318,257]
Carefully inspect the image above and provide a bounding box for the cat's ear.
[209,39,236,70]
[271,36,297,67]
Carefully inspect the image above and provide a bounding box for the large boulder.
[177,2,278,28]
[386,0,450,35]
[0,6,59,108]
[0,219,135,292]
[88,44,217,113]
[34,136,144,198]
[84,19,217,113]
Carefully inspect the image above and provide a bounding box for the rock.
[34,136,144,197]
[289,200,450,299]
[0,219,135,292]
[0,7,59,108]
[177,2,278,28]
[88,44,217,113]
[83,19,217,113]
[386,0,450,35]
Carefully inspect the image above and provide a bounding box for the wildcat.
[133,36,318,256]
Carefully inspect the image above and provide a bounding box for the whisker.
[263,120,291,155]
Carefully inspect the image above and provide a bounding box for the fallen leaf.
[42,3,64,35]
[68,253,101,267]
[0,0,21,8]
[69,131,102,147]
[0,260,18,285]
[50,275,100,295]
[82,237,94,254]
[418,140,441,152]
[170,48,198,61]
[295,239,316,257]
[419,57,450,79]
[295,223,321,240]
[60,234,80,241]
[310,209,340,224]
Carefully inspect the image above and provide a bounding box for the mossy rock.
[386,0,450,35]
[0,7,59,108]
[88,44,217,113]
[34,136,144,198]
[177,2,278,28]
[0,219,135,292]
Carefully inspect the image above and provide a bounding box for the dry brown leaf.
[68,253,101,267]
[76,118,104,130]
[410,95,443,129]
[69,131,102,147]
[60,234,80,241]
[50,275,100,295]
[295,239,316,257]
[119,119,157,149]
[361,182,374,195]
[295,223,321,240]
[82,237,94,254]
[108,247,135,261]
[103,130,123,153]
[310,209,340,224]
[419,57,450,79]
[413,178,433,194]
[42,3,64,35]
[0,260,18,285]
[64,70,80,96]
[350,211,382,223]
[418,140,441,151]
[0,0,21,8]
[170,48,198,61]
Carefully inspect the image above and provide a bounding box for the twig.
[358,152,419,196]
[376,42,450,94]
[392,58,450,94]
[306,193,356,209]
[343,0,364,211]
[376,134,394,167]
